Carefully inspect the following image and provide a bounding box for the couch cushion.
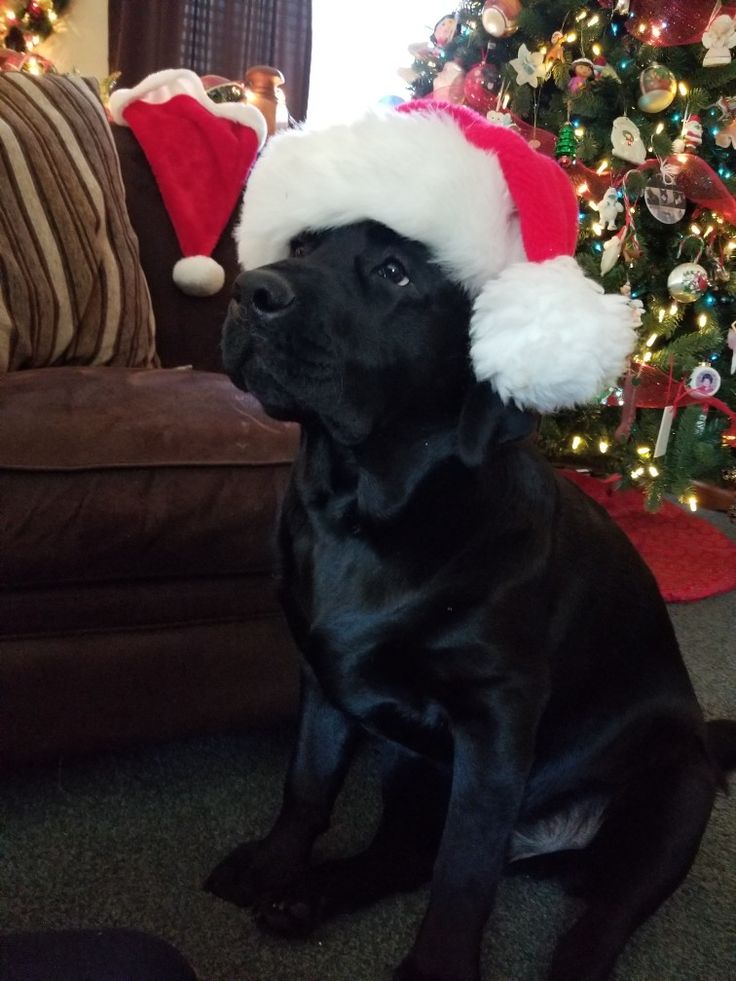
[0,74,156,371]
[0,367,299,589]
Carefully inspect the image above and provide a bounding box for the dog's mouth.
[221,305,339,424]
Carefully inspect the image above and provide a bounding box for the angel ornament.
[702,12,736,67]
[593,188,624,230]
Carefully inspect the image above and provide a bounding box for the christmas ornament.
[481,0,521,38]
[463,60,500,114]
[431,14,459,48]
[667,262,709,302]
[486,108,518,130]
[644,173,687,224]
[568,58,595,94]
[547,31,565,63]
[672,115,703,154]
[593,188,623,230]
[714,94,736,148]
[555,121,577,167]
[509,43,546,88]
[728,323,736,373]
[637,64,677,113]
[110,69,267,296]
[432,60,466,103]
[702,12,736,66]
[688,364,722,396]
[611,116,646,165]
[601,227,625,276]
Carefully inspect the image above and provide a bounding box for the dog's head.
[222,220,484,445]
[224,102,637,451]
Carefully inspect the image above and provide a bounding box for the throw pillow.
[0,73,157,371]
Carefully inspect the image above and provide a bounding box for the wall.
[39,0,108,78]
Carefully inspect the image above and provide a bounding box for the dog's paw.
[547,914,618,981]
[204,841,292,909]
[253,884,325,938]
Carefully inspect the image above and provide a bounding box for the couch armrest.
[113,126,241,373]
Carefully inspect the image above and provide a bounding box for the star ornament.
[509,43,546,88]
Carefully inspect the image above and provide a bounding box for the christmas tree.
[403,1,736,512]
[0,1,69,73]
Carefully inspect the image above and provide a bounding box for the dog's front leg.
[394,684,542,981]
[205,667,358,909]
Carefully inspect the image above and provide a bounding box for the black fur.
[208,221,734,981]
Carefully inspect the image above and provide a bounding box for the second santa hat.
[111,69,267,296]
[236,99,636,413]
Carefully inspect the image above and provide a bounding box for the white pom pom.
[172,256,225,296]
[469,256,636,413]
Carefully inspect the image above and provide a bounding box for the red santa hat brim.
[236,100,636,412]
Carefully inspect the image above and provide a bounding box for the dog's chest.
[283,512,454,755]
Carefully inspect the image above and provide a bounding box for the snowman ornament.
[593,188,624,230]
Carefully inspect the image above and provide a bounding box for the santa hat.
[110,69,267,296]
[236,100,637,412]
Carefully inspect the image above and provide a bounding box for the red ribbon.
[634,363,736,444]
[626,2,736,48]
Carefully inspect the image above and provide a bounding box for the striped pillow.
[0,73,156,371]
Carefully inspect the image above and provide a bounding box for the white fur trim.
[173,255,225,296]
[236,108,525,291]
[469,256,636,412]
[110,68,267,148]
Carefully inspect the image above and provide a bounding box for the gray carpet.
[2,513,735,981]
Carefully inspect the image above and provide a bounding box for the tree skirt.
[562,470,736,603]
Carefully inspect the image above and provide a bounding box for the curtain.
[109,0,312,121]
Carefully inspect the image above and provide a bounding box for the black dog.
[208,220,736,981]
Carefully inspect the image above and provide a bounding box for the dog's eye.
[290,234,317,258]
[377,258,410,287]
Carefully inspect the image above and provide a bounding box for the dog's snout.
[234,270,295,318]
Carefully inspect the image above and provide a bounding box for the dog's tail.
[707,719,736,775]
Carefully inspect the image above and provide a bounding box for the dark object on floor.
[0,929,197,981]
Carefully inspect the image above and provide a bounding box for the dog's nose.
[233,269,295,318]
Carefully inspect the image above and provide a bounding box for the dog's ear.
[457,381,536,467]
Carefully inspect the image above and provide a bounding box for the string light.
[687,495,698,512]
[599,440,610,454]
[648,465,660,477]
[596,160,610,174]
[566,31,578,43]
[647,332,658,345]
[592,44,602,57]
[669,302,678,315]
[655,122,665,134]
[690,224,701,235]
[637,446,652,458]
[678,82,689,97]
[571,435,583,451]
[631,467,645,479]
[587,14,600,27]
[698,314,708,327]
[643,351,653,362]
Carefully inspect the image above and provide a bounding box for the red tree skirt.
[563,471,736,603]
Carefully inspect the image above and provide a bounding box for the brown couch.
[0,93,300,770]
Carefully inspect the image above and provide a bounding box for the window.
[308,1,436,125]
